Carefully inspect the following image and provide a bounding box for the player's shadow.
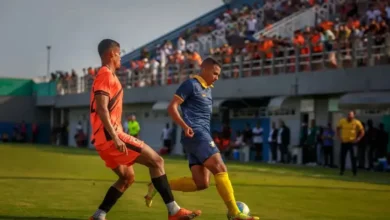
[0,216,82,220]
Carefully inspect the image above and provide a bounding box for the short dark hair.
[98,39,120,57]
[201,57,222,68]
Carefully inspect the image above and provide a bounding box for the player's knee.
[212,162,227,174]
[118,175,135,191]
[151,155,164,169]
[195,179,210,191]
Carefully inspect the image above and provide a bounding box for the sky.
[0,0,223,78]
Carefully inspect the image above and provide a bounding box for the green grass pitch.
[0,143,389,220]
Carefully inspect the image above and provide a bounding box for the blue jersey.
[175,75,213,142]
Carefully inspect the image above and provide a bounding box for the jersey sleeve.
[356,120,364,132]
[175,80,194,102]
[93,70,112,97]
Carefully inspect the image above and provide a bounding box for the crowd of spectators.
[54,0,390,94]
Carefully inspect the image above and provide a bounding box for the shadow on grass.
[0,176,389,193]
[0,216,82,220]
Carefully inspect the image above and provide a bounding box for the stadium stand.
[5,0,390,169]
[55,0,390,96]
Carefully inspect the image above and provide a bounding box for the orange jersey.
[90,66,124,148]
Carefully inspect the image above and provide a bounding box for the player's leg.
[90,165,135,220]
[134,141,201,219]
[168,154,211,192]
[144,156,210,209]
[168,163,211,192]
[203,152,259,220]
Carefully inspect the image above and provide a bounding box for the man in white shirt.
[246,14,257,35]
[366,4,382,23]
[252,122,263,161]
[161,123,173,154]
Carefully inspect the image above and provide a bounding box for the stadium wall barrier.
[47,65,390,108]
[0,122,51,144]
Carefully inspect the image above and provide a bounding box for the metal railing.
[57,33,390,95]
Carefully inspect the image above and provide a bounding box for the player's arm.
[168,95,189,130]
[355,121,365,142]
[93,72,119,141]
[167,80,193,130]
[95,94,119,140]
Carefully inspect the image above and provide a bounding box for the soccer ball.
[227,201,250,218]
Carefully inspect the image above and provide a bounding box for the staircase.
[252,0,343,39]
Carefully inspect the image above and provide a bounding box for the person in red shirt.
[89,39,200,220]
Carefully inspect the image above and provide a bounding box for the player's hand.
[113,136,128,155]
[184,126,194,138]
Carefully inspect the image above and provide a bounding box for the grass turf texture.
[0,143,389,220]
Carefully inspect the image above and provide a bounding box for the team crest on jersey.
[210,141,216,147]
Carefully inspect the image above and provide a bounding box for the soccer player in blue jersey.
[144,57,259,220]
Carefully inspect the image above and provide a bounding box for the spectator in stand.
[59,0,390,93]
[177,37,186,51]
[366,3,382,23]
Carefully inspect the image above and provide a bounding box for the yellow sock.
[169,177,198,192]
[214,172,240,216]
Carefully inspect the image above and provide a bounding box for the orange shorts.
[96,131,144,169]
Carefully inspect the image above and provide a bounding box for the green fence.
[0,78,57,96]
[33,81,57,96]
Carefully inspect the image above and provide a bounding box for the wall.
[0,78,33,96]
[68,107,91,148]
[0,96,51,143]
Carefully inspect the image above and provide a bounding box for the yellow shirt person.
[337,118,364,143]
[337,111,365,176]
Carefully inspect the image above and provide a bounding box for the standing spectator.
[221,123,232,151]
[316,126,324,165]
[246,14,258,41]
[322,123,335,167]
[306,119,318,165]
[243,123,253,147]
[300,121,309,164]
[377,123,389,160]
[127,114,140,138]
[177,37,186,51]
[32,122,38,143]
[268,121,278,163]
[366,119,378,170]
[252,122,264,161]
[337,111,365,176]
[161,123,173,154]
[357,122,367,169]
[277,120,291,163]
